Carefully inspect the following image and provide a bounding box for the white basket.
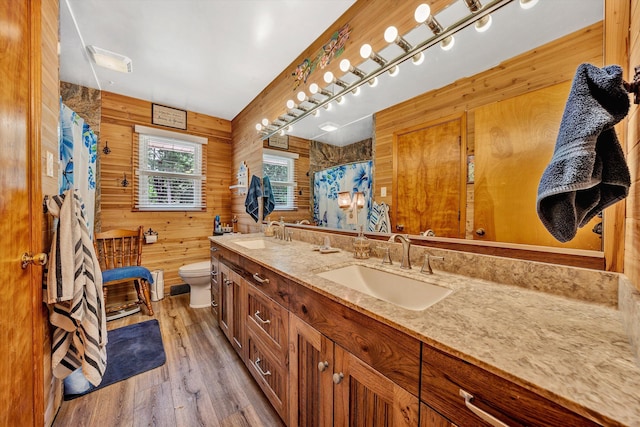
[150,269,164,301]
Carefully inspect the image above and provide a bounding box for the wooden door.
[333,345,419,427]
[474,82,601,250]
[289,314,334,427]
[0,1,45,425]
[219,263,232,341]
[395,119,463,237]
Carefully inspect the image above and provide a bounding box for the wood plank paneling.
[100,92,232,295]
[625,0,640,289]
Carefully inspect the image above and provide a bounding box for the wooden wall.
[625,0,639,289]
[40,0,62,424]
[231,0,452,233]
[100,92,232,290]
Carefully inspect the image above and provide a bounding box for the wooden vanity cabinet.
[419,403,456,427]
[420,344,600,427]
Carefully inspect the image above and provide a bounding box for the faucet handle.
[421,253,444,274]
[377,246,392,265]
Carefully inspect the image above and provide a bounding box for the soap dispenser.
[353,225,370,259]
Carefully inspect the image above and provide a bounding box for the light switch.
[381,187,387,197]
[46,151,54,177]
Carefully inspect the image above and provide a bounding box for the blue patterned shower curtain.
[313,160,372,230]
[60,103,98,238]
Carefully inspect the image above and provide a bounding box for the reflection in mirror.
[286,0,604,251]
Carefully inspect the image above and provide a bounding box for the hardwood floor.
[53,294,286,427]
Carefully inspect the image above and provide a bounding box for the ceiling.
[60,0,603,144]
[59,0,356,121]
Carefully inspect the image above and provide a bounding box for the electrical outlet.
[381,187,387,197]
[46,151,54,177]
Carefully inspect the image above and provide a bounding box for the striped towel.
[45,190,107,387]
[367,201,391,233]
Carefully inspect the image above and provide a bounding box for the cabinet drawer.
[246,284,288,359]
[421,344,599,427]
[247,332,288,423]
[242,257,290,307]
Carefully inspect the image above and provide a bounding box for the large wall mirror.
[279,0,606,256]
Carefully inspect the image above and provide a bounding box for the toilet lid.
[179,261,210,275]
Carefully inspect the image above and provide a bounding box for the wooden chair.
[94,226,154,317]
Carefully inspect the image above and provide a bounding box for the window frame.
[263,148,298,211]
[134,125,207,211]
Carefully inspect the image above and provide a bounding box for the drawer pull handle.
[210,247,218,252]
[224,279,232,286]
[211,270,218,276]
[254,358,271,376]
[318,361,329,372]
[332,372,344,384]
[252,273,270,285]
[254,311,271,325]
[211,301,218,308]
[459,389,510,427]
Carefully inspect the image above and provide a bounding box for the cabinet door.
[219,262,232,341]
[289,314,334,427]
[419,403,456,427]
[218,263,245,358]
[333,345,419,427]
[210,248,220,319]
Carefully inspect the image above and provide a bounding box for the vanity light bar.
[259,0,514,140]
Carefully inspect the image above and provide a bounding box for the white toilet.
[178,261,211,308]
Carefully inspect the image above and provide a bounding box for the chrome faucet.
[388,234,412,269]
[268,220,284,240]
[421,253,444,274]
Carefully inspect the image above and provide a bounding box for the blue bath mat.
[64,319,166,400]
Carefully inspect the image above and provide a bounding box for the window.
[134,125,207,211]
[263,149,298,210]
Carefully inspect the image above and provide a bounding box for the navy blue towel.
[245,175,262,222]
[263,176,275,219]
[537,64,630,242]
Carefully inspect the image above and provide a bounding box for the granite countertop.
[210,233,640,426]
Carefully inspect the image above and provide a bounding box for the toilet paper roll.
[145,234,158,244]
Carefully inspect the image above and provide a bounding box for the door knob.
[21,252,48,269]
[332,372,344,384]
[318,361,329,372]
[475,228,486,236]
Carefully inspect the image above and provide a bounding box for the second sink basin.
[317,265,451,311]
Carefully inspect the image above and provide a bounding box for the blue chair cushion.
[102,266,154,284]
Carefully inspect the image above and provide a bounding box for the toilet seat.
[178,261,210,278]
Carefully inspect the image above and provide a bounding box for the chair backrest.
[94,226,144,270]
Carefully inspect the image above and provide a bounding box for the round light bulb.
[339,59,351,73]
[287,125,293,132]
[323,71,334,84]
[286,99,295,109]
[414,3,431,24]
[440,36,455,51]
[360,44,372,59]
[279,129,285,136]
[384,26,398,43]
[325,102,332,111]
[389,65,399,77]
[309,83,319,94]
[412,51,425,65]
[255,123,262,131]
[351,86,361,96]
[336,96,345,105]
[368,77,378,88]
[313,109,320,117]
[519,0,538,9]
[475,15,492,32]
[261,118,269,126]
[297,91,306,102]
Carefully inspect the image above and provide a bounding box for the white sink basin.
[317,265,451,311]
[234,239,271,249]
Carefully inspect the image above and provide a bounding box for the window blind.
[133,128,207,211]
[263,150,298,211]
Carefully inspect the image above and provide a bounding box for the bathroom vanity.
[209,234,640,426]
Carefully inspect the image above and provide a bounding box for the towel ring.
[623,65,640,104]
